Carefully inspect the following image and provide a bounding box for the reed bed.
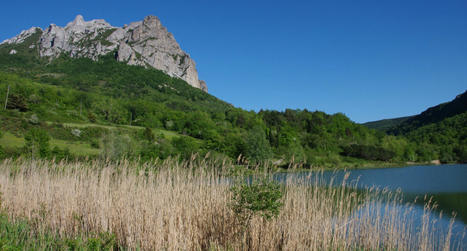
[0,157,462,250]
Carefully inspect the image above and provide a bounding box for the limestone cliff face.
[1,15,207,91]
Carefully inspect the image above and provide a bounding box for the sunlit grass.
[49,121,182,140]
[0,157,462,250]
[0,131,99,156]
[50,138,100,156]
[0,132,24,148]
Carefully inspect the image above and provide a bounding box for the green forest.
[0,43,466,167]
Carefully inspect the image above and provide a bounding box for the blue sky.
[1,0,466,123]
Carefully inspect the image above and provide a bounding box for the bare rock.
[2,15,207,91]
[1,27,42,45]
[199,80,208,92]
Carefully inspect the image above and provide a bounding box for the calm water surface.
[275,164,467,250]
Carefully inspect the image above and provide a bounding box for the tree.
[24,128,50,158]
[143,127,155,142]
[244,126,272,163]
[172,136,199,159]
[276,125,306,162]
[140,137,174,160]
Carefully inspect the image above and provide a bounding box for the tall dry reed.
[0,158,462,250]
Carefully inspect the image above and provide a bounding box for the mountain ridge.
[1,15,207,92]
[388,90,467,135]
[363,90,467,134]
[363,116,413,131]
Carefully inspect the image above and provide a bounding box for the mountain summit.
[1,15,207,92]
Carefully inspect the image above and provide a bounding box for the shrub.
[50,146,71,160]
[171,136,199,159]
[87,112,97,123]
[5,94,29,112]
[143,127,155,142]
[100,133,136,160]
[230,178,283,225]
[90,140,99,149]
[140,138,174,160]
[23,128,50,158]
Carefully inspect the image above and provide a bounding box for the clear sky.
[1,0,466,123]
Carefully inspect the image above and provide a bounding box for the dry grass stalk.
[0,158,462,250]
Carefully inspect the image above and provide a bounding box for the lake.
[274,164,467,250]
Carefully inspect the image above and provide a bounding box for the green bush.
[140,139,174,160]
[23,128,50,158]
[172,136,199,159]
[51,146,71,160]
[90,139,100,149]
[230,178,283,225]
[143,127,155,142]
[100,133,136,160]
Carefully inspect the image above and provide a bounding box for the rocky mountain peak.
[68,14,85,27]
[2,15,207,91]
[143,15,161,26]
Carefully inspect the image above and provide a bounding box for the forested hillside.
[0,48,457,166]
[363,116,412,132]
[403,112,467,163]
[388,91,467,135]
[363,91,467,163]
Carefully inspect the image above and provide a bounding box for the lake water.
[274,164,467,250]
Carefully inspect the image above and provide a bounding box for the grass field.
[0,132,24,148]
[49,121,182,139]
[0,131,100,156]
[1,118,190,158]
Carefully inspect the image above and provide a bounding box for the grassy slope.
[0,131,100,156]
[0,69,201,158]
[0,118,190,157]
[57,122,181,139]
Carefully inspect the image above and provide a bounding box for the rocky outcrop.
[2,27,43,45]
[199,80,208,92]
[1,15,207,91]
[38,15,117,59]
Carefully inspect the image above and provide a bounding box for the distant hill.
[387,91,467,135]
[363,116,412,132]
[363,91,467,163]
[404,112,467,163]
